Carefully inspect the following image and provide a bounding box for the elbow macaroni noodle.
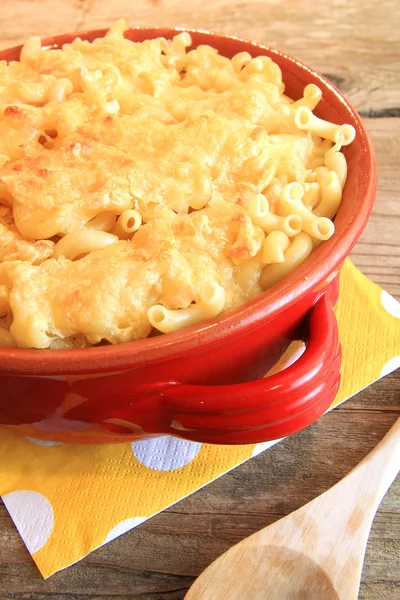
[295,107,355,149]
[0,20,355,348]
[314,169,343,219]
[54,230,118,260]
[324,151,347,188]
[260,232,314,290]
[86,211,118,232]
[110,210,142,239]
[262,231,290,264]
[279,182,335,240]
[293,84,323,110]
[247,194,303,237]
[148,282,226,334]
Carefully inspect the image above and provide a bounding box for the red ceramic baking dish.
[0,27,377,445]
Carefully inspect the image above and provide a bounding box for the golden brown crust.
[6,205,264,347]
[0,21,341,348]
[0,206,54,263]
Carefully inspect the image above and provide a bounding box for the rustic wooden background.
[0,1,399,598]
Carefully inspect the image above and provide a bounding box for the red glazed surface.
[0,28,377,445]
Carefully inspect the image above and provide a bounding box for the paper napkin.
[0,259,399,578]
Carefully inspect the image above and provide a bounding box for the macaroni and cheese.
[0,20,355,349]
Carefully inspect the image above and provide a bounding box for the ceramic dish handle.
[159,292,342,444]
[100,292,341,444]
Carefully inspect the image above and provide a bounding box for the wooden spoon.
[185,417,400,600]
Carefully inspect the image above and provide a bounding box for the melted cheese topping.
[6,205,263,347]
[0,20,341,348]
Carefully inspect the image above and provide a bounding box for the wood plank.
[0,0,399,116]
[350,119,400,298]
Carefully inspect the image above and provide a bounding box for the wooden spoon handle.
[304,416,400,539]
[347,416,400,511]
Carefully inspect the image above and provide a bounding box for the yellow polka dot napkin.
[0,259,399,578]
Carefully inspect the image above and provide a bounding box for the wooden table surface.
[0,1,399,598]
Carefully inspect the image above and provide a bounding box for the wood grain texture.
[184,419,400,600]
[0,0,399,117]
[350,119,400,298]
[0,1,399,599]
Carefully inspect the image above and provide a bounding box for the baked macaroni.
[0,20,355,348]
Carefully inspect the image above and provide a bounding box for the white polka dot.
[104,517,148,544]
[281,343,306,370]
[2,491,54,555]
[381,356,400,378]
[26,437,60,446]
[131,436,202,471]
[251,439,281,457]
[381,290,400,318]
